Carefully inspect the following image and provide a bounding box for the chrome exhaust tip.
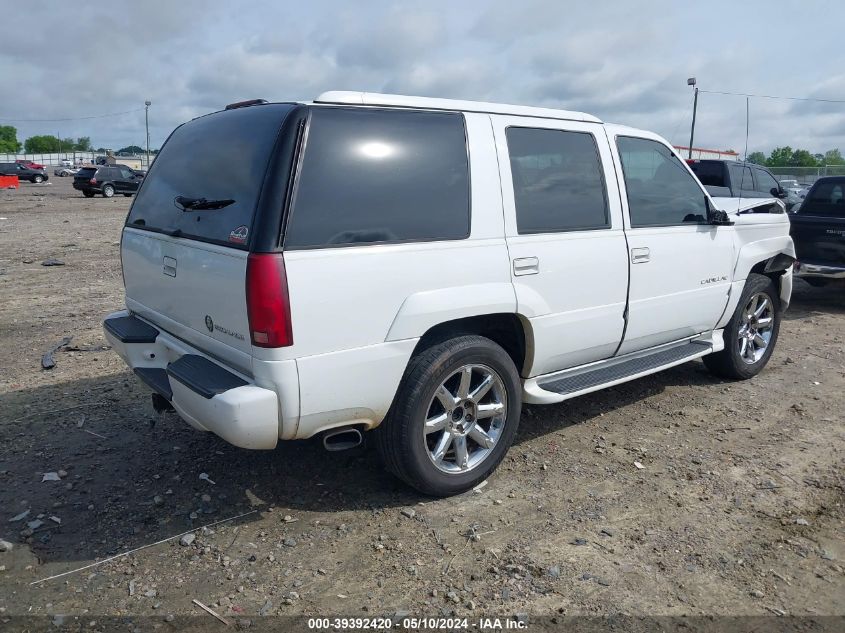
[322,427,363,452]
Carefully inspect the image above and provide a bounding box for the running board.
[524,337,718,405]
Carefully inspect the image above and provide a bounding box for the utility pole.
[687,77,698,160]
[145,100,152,168]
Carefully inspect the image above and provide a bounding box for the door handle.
[513,257,539,276]
[630,248,650,264]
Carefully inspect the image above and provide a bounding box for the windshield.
[125,104,293,248]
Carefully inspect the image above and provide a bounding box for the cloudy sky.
[2,0,843,156]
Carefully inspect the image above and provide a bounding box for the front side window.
[506,127,608,233]
[616,136,708,227]
[754,168,779,194]
[285,107,470,249]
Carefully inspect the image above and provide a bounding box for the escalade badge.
[205,315,214,332]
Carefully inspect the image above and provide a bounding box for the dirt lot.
[0,177,843,626]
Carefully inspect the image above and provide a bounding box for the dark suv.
[0,162,49,183]
[687,159,787,203]
[73,165,143,198]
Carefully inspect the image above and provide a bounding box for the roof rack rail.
[225,99,268,110]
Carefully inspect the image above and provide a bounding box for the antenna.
[738,97,749,209]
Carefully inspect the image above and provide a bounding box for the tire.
[33,175,44,183]
[374,335,522,496]
[703,273,781,380]
[83,191,95,198]
[102,184,115,198]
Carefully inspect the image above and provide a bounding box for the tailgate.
[122,228,253,368]
[791,215,845,266]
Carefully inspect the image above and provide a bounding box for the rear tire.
[102,184,114,198]
[703,273,781,380]
[33,175,44,183]
[374,335,522,496]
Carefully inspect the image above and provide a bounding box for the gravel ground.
[0,178,843,625]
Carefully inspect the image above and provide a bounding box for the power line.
[0,107,146,123]
[699,89,845,104]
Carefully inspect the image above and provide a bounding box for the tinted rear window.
[800,179,845,217]
[688,161,725,187]
[284,107,470,249]
[126,104,292,248]
[77,168,96,177]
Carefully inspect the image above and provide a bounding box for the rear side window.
[616,136,708,227]
[688,161,725,187]
[728,163,753,191]
[284,107,470,249]
[800,180,845,217]
[77,167,96,178]
[506,127,608,233]
[127,104,293,248]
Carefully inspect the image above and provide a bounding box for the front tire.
[375,335,522,496]
[33,175,44,183]
[703,273,781,380]
[102,184,115,198]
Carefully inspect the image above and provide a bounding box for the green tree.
[767,146,793,167]
[75,136,92,152]
[823,149,845,165]
[0,125,22,153]
[117,145,144,155]
[24,135,62,152]
[791,149,818,167]
[746,151,767,165]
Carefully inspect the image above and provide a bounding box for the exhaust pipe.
[322,427,363,452]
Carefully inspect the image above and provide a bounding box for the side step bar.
[525,338,717,405]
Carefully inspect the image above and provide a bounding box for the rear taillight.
[245,253,293,348]
[89,178,97,185]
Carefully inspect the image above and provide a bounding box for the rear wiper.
[174,196,235,211]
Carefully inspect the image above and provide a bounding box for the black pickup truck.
[790,176,845,286]
[687,159,788,203]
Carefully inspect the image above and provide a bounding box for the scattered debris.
[192,598,230,626]
[180,533,196,547]
[199,472,216,485]
[0,539,13,552]
[9,510,30,523]
[634,461,645,470]
[41,472,62,482]
[41,336,73,369]
[41,258,65,267]
[472,480,488,493]
[400,508,416,519]
[795,518,809,526]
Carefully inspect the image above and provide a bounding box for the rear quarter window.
[126,104,293,248]
[284,107,470,249]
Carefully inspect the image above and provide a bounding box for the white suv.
[104,92,795,496]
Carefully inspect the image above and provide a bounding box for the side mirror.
[705,196,734,226]
[772,187,787,199]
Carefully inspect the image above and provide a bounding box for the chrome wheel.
[737,292,774,364]
[424,363,507,474]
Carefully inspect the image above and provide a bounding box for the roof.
[314,91,602,124]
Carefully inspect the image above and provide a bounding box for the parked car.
[0,162,49,183]
[103,92,794,496]
[73,164,142,197]
[16,159,46,170]
[60,158,74,167]
[54,166,79,177]
[790,176,845,286]
[687,159,789,207]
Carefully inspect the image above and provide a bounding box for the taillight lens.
[89,178,97,185]
[245,253,293,348]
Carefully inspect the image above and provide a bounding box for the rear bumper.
[794,261,845,280]
[103,311,282,449]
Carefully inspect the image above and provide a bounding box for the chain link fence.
[767,166,845,186]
